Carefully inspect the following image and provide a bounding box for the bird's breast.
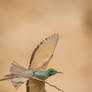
[34,70,49,80]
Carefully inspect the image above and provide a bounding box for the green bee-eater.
[0,33,63,92]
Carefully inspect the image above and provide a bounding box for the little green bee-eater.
[0,33,63,92]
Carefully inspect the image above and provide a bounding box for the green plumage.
[20,68,57,80]
[34,70,49,80]
[20,70,49,80]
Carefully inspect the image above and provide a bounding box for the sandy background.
[0,0,92,92]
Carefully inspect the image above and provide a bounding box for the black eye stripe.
[51,71,56,72]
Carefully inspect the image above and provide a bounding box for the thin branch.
[45,81,63,92]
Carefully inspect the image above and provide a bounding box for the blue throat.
[49,71,56,76]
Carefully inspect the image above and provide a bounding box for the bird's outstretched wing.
[26,33,59,92]
[29,33,59,70]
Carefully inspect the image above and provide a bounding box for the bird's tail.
[0,61,28,89]
[10,61,27,74]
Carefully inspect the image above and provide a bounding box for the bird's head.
[47,68,63,77]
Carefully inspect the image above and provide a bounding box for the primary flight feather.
[29,33,59,70]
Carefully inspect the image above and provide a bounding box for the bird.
[0,33,63,92]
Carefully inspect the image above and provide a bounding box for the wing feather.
[27,34,59,92]
[29,33,59,70]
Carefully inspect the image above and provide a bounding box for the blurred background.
[0,0,92,92]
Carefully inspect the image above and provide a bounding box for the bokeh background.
[0,0,92,92]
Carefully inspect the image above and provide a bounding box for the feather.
[11,78,28,89]
[10,61,27,74]
[29,33,59,70]
[0,61,28,89]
